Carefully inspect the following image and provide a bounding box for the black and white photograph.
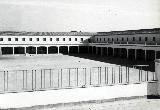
[0,0,160,109]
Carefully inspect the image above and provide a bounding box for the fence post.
[69,68,70,87]
[35,70,36,90]
[77,68,78,87]
[61,69,62,88]
[4,71,5,92]
[41,69,43,89]
[90,67,92,85]
[50,69,52,87]
[32,70,33,91]
[7,71,8,91]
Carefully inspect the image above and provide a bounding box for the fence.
[0,65,156,93]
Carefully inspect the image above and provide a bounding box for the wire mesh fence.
[0,65,156,93]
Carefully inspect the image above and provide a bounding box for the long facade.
[0,28,160,61]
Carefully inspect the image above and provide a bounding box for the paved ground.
[42,99,160,110]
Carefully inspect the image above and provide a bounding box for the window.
[8,38,11,41]
[122,38,124,41]
[15,38,18,41]
[108,38,110,41]
[97,38,98,41]
[104,38,105,41]
[117,38,118,41]
[112,38,113,41]
[81,38,83,42]
[63,38,65,41]
[50,38,52,41]
[133,37,135,41]
[22,38,25,41]
[69,38,71,41]
[0,38,3,41]
[29,38,32,41]
[127,38,128,41]
[75,38,77,41]
[145,37,148,41]
[43,38,46,41]
[56,38,59,41]
[139,37,141,41]
[100,38,101,41]
[37,38,39,41]
[153,37,155,41]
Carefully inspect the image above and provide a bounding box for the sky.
[0,0,160,32]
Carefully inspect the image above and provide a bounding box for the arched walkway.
[37,46,47,54]
[59,46,68,54]
[14,47,25,54]
[1,47,13,54]
[69,46,78,54]
[48,46,58,54]
[26,46,36,54]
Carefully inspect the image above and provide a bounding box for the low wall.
[0,82,157,109]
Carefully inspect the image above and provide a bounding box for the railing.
[0,65,156,93]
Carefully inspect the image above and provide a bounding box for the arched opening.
[137,49,145,60]
[108,47,113,56]
[128,49,135,60]
[2,47,13,54]
[121,48,127,58]
[26,46,36,54]
[48,46,58,54]
[14,47,25,54]
[146,50,155,61]
[37,46,47,54]
[59,46,68,54]
[114,48,120,57]
[69,46,78,54]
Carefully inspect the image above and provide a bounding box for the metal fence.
[0,65,156,93]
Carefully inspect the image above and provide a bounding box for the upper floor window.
[81,38,83,42]
[108,38,110,41]
[117,38,118,41]
[97,38,98,41]
[29,38,32,41]
[63,38,65,41]
[8,38,11,41]
[15,38,18,41]
[153,37,155,41]
[0,38,3,41]
[127,38,128,41]
[122,38,124,41]
[43,38,46,41]
[22,38,25,41]
[75,38,77,41]
[112,38,113,41]
[100,38,101,41]
[145,37,148,41]
[37,38,39,41]
[104,38,105,41]
[133,37,135,41]
[56,38,59,41]
[69,38,71,41]
[50,38,52,41]
[139,37,141,41]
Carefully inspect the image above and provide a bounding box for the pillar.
[155,51,157,60]
[57,46,59,54]
[47,46,48,54]
[78,46,79,54]
[127,49,129,59]
[24,47,26,54]
[144,50,147,61]
[135,49,137,60]
[101,47,103,56]
[35,47,37,54]
[13,47,15,55]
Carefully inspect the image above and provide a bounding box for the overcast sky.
[0,0,159,32]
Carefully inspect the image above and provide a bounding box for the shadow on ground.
[68,53,155,72]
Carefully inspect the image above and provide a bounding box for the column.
[78,46,79,54]
[101,47,103,56]
[155,50,157,60]
[13,47,15,55]
[24,47,26,54]
[135,49,137,60]
[46,46,48,54]
[107,47,108,56]
[144,50,147,61]
[127,49,129,59]
[57,46,59,54]
[113,48,114,57]
[35,47,37,54]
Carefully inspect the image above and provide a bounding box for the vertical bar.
[147,70,148,81]
[141,66,143,81]
[26,70,27,90]
[23,70,24,89]
[58,69,59,88]
[4,71,5,92]
[85,68,87,85]
[69,68,70,87]
[44,69,45,89]
[119,66,120,83]
[107,67,108,84]
[32,70,33,91]
[35,70,36,90]
[40,70,42,89]
[152,72,155,81]
[121,66,122,83]
[139,67,141,82]
[126,67,128,83]
[105,67,106,84]
[61,69,62,88]
[77,68,78,87]
[114,67,115,83]
[50,69,52,87]
[90,68,92,85]
[128,67,129,83]
[7,71,8,91]
[100,67,101,84]
[112,67,113,84]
